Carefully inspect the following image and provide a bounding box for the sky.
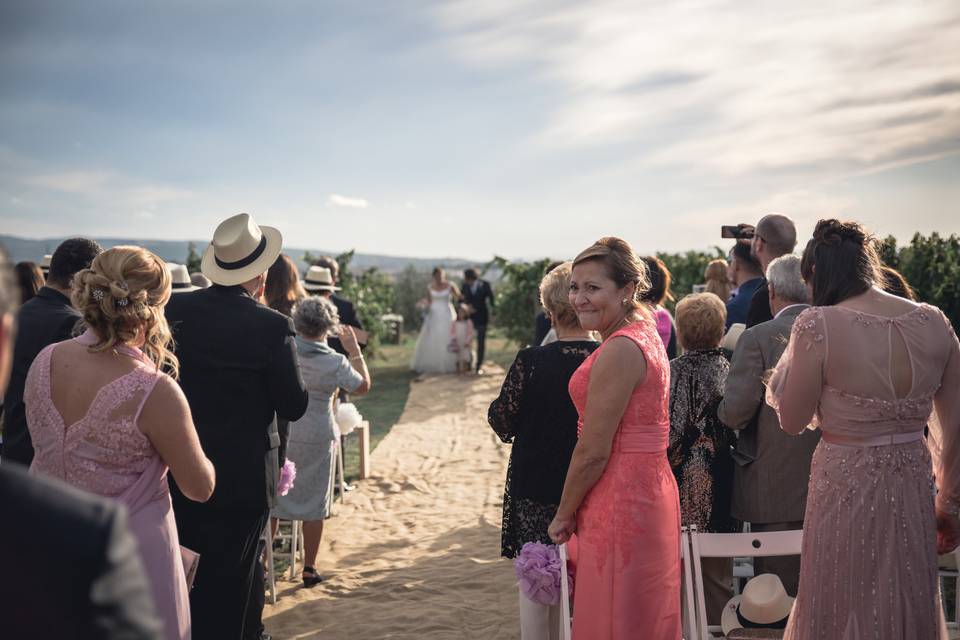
[1,0,959,261]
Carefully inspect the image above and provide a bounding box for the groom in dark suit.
[461,268,495,374]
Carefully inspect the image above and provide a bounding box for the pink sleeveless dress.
[25,331,191,640]
[568,320,682,639]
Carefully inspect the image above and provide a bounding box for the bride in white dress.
[412,267,460,374]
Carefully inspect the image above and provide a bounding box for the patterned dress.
[568,320,681,639]
[767,304,960,639]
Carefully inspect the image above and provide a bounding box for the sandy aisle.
[264,367,519,639]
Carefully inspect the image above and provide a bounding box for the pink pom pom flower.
[513,542,573,606]
[277,459,296,496]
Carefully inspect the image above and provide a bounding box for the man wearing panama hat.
[165,213,308,639]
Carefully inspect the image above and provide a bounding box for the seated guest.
[25,246,216,639]
[14,261,44,304]
[667,292,739,625]
[880,265,917,301]
[488,261,598,560]
[271,296,370,586]
[641,255,677,358]
[724,241,764,329]
[718,254,819,595]
[704,258,732,302]
[2,237,102,465]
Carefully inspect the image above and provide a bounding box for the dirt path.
[264,367,519,639]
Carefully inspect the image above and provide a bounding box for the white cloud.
[328,193,370,208]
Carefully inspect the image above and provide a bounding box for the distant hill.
[0,234,485,276]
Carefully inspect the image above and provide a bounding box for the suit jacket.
[745,279,774,328]
[725,277,763,329]
[462,279,494,327]
[1,287,82,465]
[717,304,820,523]
[327,293,364,357]
[0,462,161,639]
[165,285,308,511]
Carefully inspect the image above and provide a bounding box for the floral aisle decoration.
[277,459,297,496]
[513,541,574,606]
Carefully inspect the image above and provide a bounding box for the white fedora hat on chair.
[200,213,282,286]
[721,573,794,635]
[166,262,198,293]
[302,266,340,293]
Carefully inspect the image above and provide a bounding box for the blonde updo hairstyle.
[72,246,178,377]
[572,237,652,321]
[539,262,579,330]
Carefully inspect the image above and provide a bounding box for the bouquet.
[513,542,574,606]
[336,402,363,436]
[277,458,296,496]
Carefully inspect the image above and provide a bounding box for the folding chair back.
[680,527,698,639]
[688,526,803,639]
[559,543,572,640]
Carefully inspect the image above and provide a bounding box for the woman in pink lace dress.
[548,237,681,640]
[25,247,215,640]
[767,220,960,639]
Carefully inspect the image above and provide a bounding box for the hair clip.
[92,289,104,302]
[117,297,129,307]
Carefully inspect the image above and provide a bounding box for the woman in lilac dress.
[25,246,215,640]
[768,220,960,639]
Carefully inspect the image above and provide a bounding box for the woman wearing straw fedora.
[165,213,309,640]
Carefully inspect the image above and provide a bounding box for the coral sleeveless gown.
[568,320,682,639]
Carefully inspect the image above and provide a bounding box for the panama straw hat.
[40,254,52,275]
[166,262,198,293]
[200,213,282,286]
[721,573,794,635]
[303,266,340,292]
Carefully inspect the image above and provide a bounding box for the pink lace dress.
[24,331,191,640]
[568,320,682,639]
[767,304,960,639]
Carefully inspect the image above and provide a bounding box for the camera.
[721,224,755,240]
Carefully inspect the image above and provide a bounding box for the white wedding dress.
[411,286,457,374]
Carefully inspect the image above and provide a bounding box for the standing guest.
[548,237,681,639]
[880,264,918,301]
[704,258,732,302]
[0,251,162,640]
[668,293,738,624]
[272,296,370,586]
[489,262,598,558]
[265,254,306,317]
[166,263,199,295]
[25,246,216,639]
[165,213,308,640]
[718,254,818,596]
[461,267,495,375]
[311,256,365,358]
[641,255,677,358]
[2,237,102,465]
[746,213,797,328]
[724,242,763,329]
[14,261,44,304]
[766,220,960,639]
[532,261,564,346]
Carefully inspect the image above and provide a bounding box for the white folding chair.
[680,527,699,640]
[688,525,803,639]
[938,549,960,629]
[558,543,572,640]
[263,523,277,605]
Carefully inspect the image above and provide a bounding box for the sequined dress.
[568,320,681,639]
[767,304,960,640]
[25,332,191,640]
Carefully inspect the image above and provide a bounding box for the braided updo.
[800,219,882,306]
[72,246,178,377]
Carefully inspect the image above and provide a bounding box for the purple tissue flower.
[277,459,296,496]
[513,542,573,606]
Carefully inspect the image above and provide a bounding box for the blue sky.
[1,0,958,261]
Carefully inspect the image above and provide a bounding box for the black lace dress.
[667,348,740,533]
[488,340,599,558]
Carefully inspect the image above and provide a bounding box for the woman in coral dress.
[549,237,681,640]
[25,247,215,640]
[767,220,960,639]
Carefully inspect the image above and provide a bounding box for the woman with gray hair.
[271,295,371,587]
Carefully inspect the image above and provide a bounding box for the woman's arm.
[339,325,371,395]
[549,337,647,543]
[487,352,525,443]
[138,376,215,502]
[766,309,826,435]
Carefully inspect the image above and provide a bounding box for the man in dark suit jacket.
[1,237,101,465]
[461,268,494,374]
[0,248,160,639]
[165,214,308,639]
[718,255,818,595]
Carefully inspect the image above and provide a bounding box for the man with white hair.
[717,254,820,596]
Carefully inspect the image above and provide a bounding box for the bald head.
[754,213,797,269]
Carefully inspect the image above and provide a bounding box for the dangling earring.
[621,298,628,306]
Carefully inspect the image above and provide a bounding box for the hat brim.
[721,594,795,635]
[170,285,199,293]
[303,283,340,292]
[201,225,282,286]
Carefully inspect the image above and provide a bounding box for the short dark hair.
[14,261,44,305]
[800,219,881,306]
[731,241,762,275]
[464,268,478,280]
[47,237,102,288]
[312,256,339,282]
[640,256,673,306]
